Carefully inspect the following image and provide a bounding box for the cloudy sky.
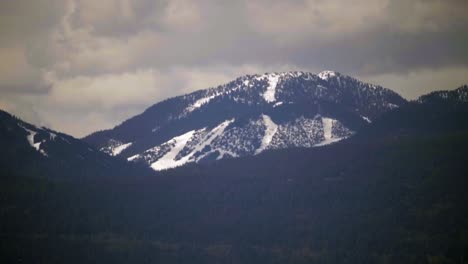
[1,0,467,137]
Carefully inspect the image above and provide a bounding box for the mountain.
[0,110,151,178]
[2,85,468,264]
[355,84,468,141]
[84,71,407,170]
[417,84,468,104]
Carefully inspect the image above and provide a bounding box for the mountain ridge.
[83,71,407,170]
[417,84,468,104]
[0,109,152,178]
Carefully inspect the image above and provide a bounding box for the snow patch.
[186,94,217,113]
[387,103,399,109]
[151,130,196,171]
[111,142,132,156]
[318,70,337,81]
[315,138,345,147]
[314,117,345,146]
[21,126,47,156]
[215,149,238,160]
[49,132,57,140]
[29,133,42,152]
[143,119,235,170]
[190,119,234,161]
[255,115,278,154]
[263,74,280,103]
[361,116,372,123]
[127,154,140,161]
[273,101,283,107]
[322,117,333,141]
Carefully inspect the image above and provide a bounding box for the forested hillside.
[1,100,467,263]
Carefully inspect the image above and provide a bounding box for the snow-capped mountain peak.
[84,71,407,171]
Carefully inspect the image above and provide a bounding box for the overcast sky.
[1,0,467,137]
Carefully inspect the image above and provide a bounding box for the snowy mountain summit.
[85,71,407,171]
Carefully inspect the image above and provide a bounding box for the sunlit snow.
[190,119,234,162]
[149,119,235,171]
[255,115,278,154]
[151,130,197,171]
[263,74,280,103]
[127,154,140,161]
[318,71,337,81]
[186,94,218,113]
[273,102,283,107]
[361,116,372,123]
[111,142,133,156]
[21,125,47,156]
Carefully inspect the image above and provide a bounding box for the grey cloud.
[286,28,468,75]
[46,0,468,78]
[0,0,64,94]
[0,0,65,45]
[69,0,168,37]
[0,83,52,95]
[1,0,468,136]
[385,0,468,32]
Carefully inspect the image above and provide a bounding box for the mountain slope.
[417,84,468,104]
[0,110,151,178]
[2,88,467,264]
[354,84,468,142]
[84,71,407,170]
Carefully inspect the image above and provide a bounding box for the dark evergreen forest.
[1,102,468,263]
